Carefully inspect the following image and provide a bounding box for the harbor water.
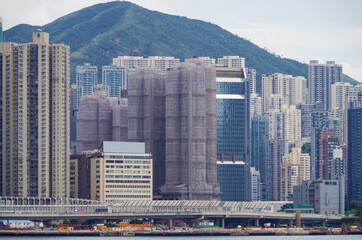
[1,235,362,240]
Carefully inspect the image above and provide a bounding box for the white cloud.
[342,63,362,83]
[1,0,361,81]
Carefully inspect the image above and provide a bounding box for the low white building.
[0,220,35,229]
[293,176,345,215]
[250,167,261,201]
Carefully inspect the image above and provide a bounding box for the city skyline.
[1,0,361,82]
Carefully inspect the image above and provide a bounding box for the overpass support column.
[275,220,280,228]
[168,218,173,228]
[255,218,259,227]
[220,218,225,229]
[289,219,294,228]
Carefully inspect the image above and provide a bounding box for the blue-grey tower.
[102,64,126,100]
[251,114,268,199]
[76,63,98,109]
[216,66,250,201]
[348,107,362,201]
[0,17,3,42]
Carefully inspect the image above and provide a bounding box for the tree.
[302,142,311,155]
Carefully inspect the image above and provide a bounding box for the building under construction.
[76,91,112,154]
[112,98,128,141]
[128,60,219,200]
[161,60,219,200]
[128,68,166,195]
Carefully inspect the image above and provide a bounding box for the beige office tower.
[0,31,70,198]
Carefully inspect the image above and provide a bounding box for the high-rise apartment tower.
[308,60,343,111]
[0,31,70,198]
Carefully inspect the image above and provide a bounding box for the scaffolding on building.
[76,91,112,154]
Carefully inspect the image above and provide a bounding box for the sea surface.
[1,235,361,240]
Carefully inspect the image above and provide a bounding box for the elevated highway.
[0,197,342,227]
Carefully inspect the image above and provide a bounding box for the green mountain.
[3,1,358,88]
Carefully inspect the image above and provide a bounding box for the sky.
[1,0,362,81]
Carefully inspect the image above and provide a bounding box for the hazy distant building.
[0,31,70,198]
[329,110,344,142]
[76,63,98,109]
[262,73,290,112]
[113,56,180,71]
[70,84,77,116]
[266,139,289,200]
[297,104,316,140]
[217,56,245,69]
[293,76,307,105]
[102,65,126,100]
[186,57,215,66]
[319,131,340,180]
[267,109,284,140]
[250,93,262,120]
[310,111,329,180]
[246,68,257,94]
[251,115,269,184]
[279,147,310,201]
[0,17,3,42]
[308,60,343,111]
[344,85,362,146]
[282,105,301,143]
[331,82,352,111]
[262,73,305,112]
[113,56,180,88]
[268,94,286,111]
[330,147,346,180]
[76,91,112,154]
